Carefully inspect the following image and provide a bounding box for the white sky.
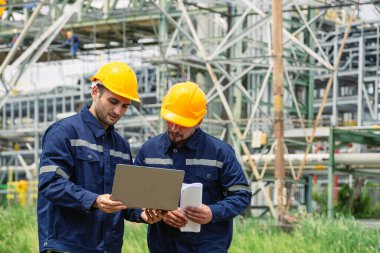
[2,47,160,93]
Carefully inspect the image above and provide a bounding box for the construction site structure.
[0,1,379,218]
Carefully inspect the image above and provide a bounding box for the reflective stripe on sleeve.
[144,158,173,165]
[40,165,70,180]
[110,149,130,160]
[186,159,223,168]
[228,184,251,192]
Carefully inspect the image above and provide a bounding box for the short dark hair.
[96,83,106,96]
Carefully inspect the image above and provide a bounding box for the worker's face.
[90,86,131,129]
[166,121,200,147]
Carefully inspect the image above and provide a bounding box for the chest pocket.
[74,148,101,192]
[195,168,218,182]
[75,148,100,163]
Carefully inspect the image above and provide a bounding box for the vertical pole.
[375,79,379,120]
[376,25,379,120]
[50,0,57,20]
[307,7,315,128]
[272,0,285,221]
[23,0,30,25]
[158,0,168,133]
[328,127,335,219]
[230,6,243,121]
[332,26,338,126]
[358,36,364,126]
[306,175,313,212]
[77,0,82,21]
[103,0,109,19]
[334,175,338,205]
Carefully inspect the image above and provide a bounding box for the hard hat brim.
[89,75,141,102]
[161,107,200,128]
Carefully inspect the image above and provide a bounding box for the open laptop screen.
[112,164,185,211]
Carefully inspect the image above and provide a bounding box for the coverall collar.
[80,106,115,138]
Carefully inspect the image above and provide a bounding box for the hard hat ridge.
[161,81,207,127]
[89,62,140,102]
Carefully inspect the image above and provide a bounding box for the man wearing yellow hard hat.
[65,31,79,57]
[134,81,252,252]
[37,62,163,253]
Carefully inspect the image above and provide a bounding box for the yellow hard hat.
[66,31,72,38]
[90,62,140,102]
[0,0,6,17]
[161,81,207,127]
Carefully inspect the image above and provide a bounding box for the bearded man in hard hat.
[134,81,251,253]
[37,62,163,253]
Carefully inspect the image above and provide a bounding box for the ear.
[195,119,203,129]
[91,85,100,100]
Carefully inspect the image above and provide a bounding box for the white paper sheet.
[180,183,203,232]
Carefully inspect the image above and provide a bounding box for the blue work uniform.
[134,128,251,253]
[38,106,139,253]
[65,34,79,57]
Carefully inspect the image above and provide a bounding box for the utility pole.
[272,0,285,223]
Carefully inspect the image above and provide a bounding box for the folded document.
[180,183,203,233]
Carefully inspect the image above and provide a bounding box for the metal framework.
[328,127,380,218]
[0,0,380,217]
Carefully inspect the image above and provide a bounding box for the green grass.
[0,207,39,252]
[1,207,379,253]
[230,216,380,253]
[122,222,148,252]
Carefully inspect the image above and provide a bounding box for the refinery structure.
[0,0,379,219]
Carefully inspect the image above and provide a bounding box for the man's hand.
[162,208,187,228]
[183,204,212,224]
[93,194,127,213]
[141,209,166,224]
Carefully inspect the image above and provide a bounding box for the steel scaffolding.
[0,1,379,216]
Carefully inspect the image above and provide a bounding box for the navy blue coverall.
[38,106,139,253]
[134,128,251,253]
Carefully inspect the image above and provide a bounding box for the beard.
[95,103,120,127]
[168,131,185,148]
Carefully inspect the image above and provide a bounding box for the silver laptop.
[112,164,185,211]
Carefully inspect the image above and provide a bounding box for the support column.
[357,37,364,126]
[332,26,338,126]
[307,8,315,128]
[230,6,243,122]
[23,0,30,25]
[103,0,110,19]
[50,0,57,20]
[273,0,285,221]
[375,79,379,119]
[328,127,335,219]
[376,25,379,120]
[306,175,313,212]
[158,0,168,133]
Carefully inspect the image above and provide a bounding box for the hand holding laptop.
[141,209,167,224]
[93,194,127,213]
[93,193,164,224]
